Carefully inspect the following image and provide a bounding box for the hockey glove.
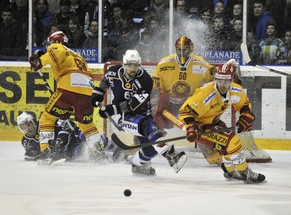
[91,86,105,107]
[99,104,120,118]
[29,54,43,71]
[236,111,255,133]
[128,93,150,115]
[186,123,202,142]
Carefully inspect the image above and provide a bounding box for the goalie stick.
[240,42,291,77]
[162,109,185,130]
[111,127,236,150]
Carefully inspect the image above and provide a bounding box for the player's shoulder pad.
[47,43,63,51]
[158,54,176,65]
[230,82,243,94]
[199,82,217,104]
[191,54,210,66]
[137,68,151,78]
[106,65,122,77]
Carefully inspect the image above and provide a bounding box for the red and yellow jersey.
[152,53,216,104]
[40,43,93,95]
[179,81,251,125]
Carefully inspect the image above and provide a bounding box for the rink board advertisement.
[1,62,291,148]
[0,62,104,141]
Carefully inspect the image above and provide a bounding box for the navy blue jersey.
[20,119,83,160]
[100,65,153,115]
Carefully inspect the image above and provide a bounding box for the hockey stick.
[36,70,53,94]
[240,42,291,77]
[111,126,236,150]
[89,81,124,132]
[97,103,124,132]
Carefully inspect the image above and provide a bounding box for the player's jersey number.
[179,72,187,80]
[74,58,87,71]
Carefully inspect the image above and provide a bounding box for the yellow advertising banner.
[0,65,104,141]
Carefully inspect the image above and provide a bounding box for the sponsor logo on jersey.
[192,65,206,74]
[106,71,116,77]
[203,133,228,146]
[204,92,216,104]
[160,66,175,71]
[46,91,62,111]
[40,132,54,142]
[172,81,190,97]
[82,114,93,123]
[123,122,138,131]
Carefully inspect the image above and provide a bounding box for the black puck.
[124,189,131,197]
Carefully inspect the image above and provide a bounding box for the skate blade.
[173,154,187,173]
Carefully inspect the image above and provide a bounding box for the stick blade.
[240,42,253,65]
[111,133,133,150]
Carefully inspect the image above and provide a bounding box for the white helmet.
[123,50,141,65]
[17,112,35,132]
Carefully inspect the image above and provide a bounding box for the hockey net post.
[102,61,272,163]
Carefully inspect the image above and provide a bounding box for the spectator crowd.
[0,0,291,64]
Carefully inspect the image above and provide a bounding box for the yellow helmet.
[175,36,194,65]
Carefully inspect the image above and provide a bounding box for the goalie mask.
[17,112,36,135]
[215,63,235,95]
[47,31,68,45]
[123,50,141,79]
[175,36,194,65]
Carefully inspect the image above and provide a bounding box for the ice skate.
[164,145,187,173]
[240,168,266,184]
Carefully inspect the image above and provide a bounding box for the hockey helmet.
[175,36,194,65]
[123,50,141,65]
[17,112,36,133]
[47,31,68,45]
[215,63,236,80]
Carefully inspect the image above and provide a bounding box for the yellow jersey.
[179,81,252,125]
[152,53,216,105]
[40,43,93,96]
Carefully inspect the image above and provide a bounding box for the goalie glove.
[236,111,255,133]
[91,86,105,107]
[185,123,202,142]
[99,104,120,118]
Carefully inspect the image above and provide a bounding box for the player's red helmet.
[47,31,68,45]
[175,36,194,65]
[215,63,235,80]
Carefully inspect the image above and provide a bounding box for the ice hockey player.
[179,59,266,183]
[17,112,122,163]
[152,35,220,164]
[91,50,187,175]
[17,112,82,161]
[28,31,105,159]
[152,35,217,129]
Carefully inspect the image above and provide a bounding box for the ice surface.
[0,141,290,215]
